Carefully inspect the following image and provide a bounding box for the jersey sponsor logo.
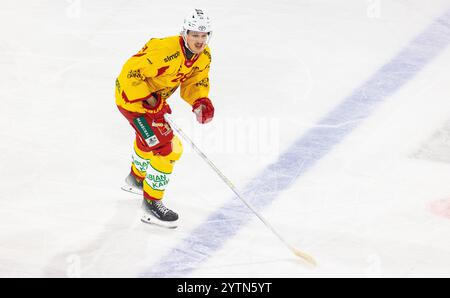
[152,121,172,136]
[164,51,180,63]
[147,173,169,191]
[132,148,149,172]
[145,169,171,191]
[133,158,149,172]
[133,117,160,147]
[145,135,159,147]
[203,49,211,61]
[127,69,144,79]
[195,77,209,88]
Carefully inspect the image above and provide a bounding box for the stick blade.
[292,248,317,267]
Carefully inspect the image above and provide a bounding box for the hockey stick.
[164,114,317,267]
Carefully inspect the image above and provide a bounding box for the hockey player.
[115,9,214,228]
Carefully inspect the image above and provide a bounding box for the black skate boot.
[141,198,179,228]
[121,173,143,195]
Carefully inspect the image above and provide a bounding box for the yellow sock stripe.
[131,163,146,178]
[143,180,165,199]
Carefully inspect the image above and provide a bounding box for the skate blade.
[141,213,178,229]
[121,185,143,196]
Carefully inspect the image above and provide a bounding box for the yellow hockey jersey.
[115,35,211,114]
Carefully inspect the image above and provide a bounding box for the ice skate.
[141,198,179,229]
[121,173,143,195]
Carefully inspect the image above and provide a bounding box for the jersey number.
[171,73,189,83]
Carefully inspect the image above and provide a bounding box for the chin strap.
[181,37,195,60]
[181,32,195,54]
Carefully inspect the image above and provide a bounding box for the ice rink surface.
[1,0,450,277]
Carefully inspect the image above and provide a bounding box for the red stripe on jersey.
[156,66,170,77]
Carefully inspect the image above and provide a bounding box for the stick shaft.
[164,114,316,266]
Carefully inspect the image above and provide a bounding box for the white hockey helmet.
[181,9,212,35]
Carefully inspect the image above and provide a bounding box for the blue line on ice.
[140,8,450,277]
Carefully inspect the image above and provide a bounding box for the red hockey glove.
[192,97,214,124]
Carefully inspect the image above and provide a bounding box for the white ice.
[0,0,450,277]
